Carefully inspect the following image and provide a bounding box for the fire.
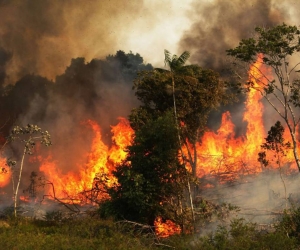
[154,217,181,238]
[194,55,297,180]
[19,195,30,202]
[39,117,133,202]
[0,156,11,187]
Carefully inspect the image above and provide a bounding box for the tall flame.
[39,118,133,202]
[195,55,297,180]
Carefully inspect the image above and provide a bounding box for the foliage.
[131,63,230,177]
[102,112,188,227]
[0,50,152,140]
[277,207,300,241]
[133,62,229,145]
[106,50,152,79]
[227,24,300,64]
[258,121,291,167]
[103,51,231,230]
[163,49,190,73]
[227,23,300,171]
[171,218,297,250]
[8,124,52,150]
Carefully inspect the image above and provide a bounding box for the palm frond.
[177,51,190,67]
[164,49,172,66]
[164,49,191,72]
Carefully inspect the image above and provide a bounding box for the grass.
[0,212,299,250]
[0,217,156,250]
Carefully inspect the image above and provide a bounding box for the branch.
[254,87,285,120]
[288,61,300,75]
[41,180,80,213]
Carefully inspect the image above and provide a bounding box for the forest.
[1,24,300,249]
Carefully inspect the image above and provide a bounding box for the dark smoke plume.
[180,0,296,73]
[0,0,145,84]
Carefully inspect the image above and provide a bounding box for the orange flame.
[39,117,133,202]
[154,217,181,238]
[194,55,297,180]
[0,156,11,187]
[19,195,30,202]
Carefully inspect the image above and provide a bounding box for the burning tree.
[227,23,300,171]
[7,124,51,217]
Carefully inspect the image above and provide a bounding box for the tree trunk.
[14,147,26,217]
[171,74,195,230]
[287,125,300,172]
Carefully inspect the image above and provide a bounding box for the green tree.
[102,51,229,231]
[132,59,229,176]
[227,23,300,171]
[102,112,188,227]
[126,52,228,230]
[159,50,191,148]
[7,124,51,217]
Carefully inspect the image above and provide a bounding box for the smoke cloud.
[180,0,299,72]
[0,0,146,83]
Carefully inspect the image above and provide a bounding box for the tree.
[258,121,291,207]
[132,57,229,177]
[102,112,188,227]
[7,124,51,217]
[156,50,197,226]
[227,23,300,171]
[159,50,191,148]
[155,50,192,165]
[124,52,229,231]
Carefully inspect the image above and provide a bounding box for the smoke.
[198,169,300,233]
[0,0,194,85]
[179,0,298,72]
[0,0,146,84]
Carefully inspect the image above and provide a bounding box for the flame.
[154,217,181,238]
[19,195,30,202]
[194,55,297,180]
[39,117,133,202]
[0,156,11,187]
